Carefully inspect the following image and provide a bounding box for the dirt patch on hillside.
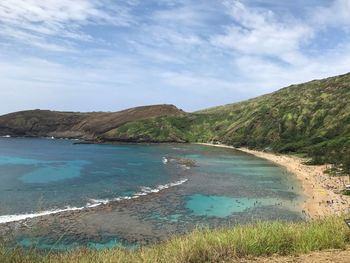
[237,249,350,263]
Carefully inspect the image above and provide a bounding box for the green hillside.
[102,73,350,160]
[1,73,350,162]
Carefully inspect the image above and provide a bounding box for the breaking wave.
[88,178,188,205]
[0,179,188,224]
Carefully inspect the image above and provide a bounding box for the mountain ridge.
[1,73,350,161]
[0,104,186,140]
[98,72,350,159]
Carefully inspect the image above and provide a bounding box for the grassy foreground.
[1,215,350,263]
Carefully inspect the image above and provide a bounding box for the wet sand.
[197,143,350,219]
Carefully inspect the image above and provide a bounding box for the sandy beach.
[197,143,350,219]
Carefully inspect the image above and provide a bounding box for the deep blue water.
[0,138,304,250]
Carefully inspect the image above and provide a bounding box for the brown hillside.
[0,104,185,140]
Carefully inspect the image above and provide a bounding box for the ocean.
[0,137,304,250]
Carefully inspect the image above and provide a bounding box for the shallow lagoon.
[0,138,304,250]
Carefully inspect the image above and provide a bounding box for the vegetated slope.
[109,73,350,155]
[200,73,350,152]
[1,73,349,156]
[0,105,186,140]
[1,215,349,263]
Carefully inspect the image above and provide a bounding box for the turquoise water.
[20,160,89,183]
[0,138,175,216]
[0,138,304,251]
[186,194,278,217]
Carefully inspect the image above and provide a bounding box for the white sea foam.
[162,157,168,164]
[180,164,191,170]
[0,179,188,224]
[89,179,188,205]
[0,206,85,224]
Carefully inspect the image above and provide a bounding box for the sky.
[0,0,350,114]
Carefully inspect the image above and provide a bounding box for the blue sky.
[1,0,350,114]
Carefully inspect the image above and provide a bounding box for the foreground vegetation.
[1,215,349,263]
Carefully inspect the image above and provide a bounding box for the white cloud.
[160,71,235,92]
[1,0,350,114]
[212,0,312,64]
[143,26,203,47]
[152,4,208,27]
[0,0,133,27]
[0,26,76,52]
[0,0,134,51]
[313,0,350,28]
[233,42,350,96]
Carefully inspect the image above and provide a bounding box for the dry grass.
[1,215,350,263]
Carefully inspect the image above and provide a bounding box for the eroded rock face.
[0,105,187,142]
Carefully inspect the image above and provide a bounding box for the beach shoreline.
[196,143,350,219]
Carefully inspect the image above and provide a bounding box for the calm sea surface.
[0,138,304,250]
